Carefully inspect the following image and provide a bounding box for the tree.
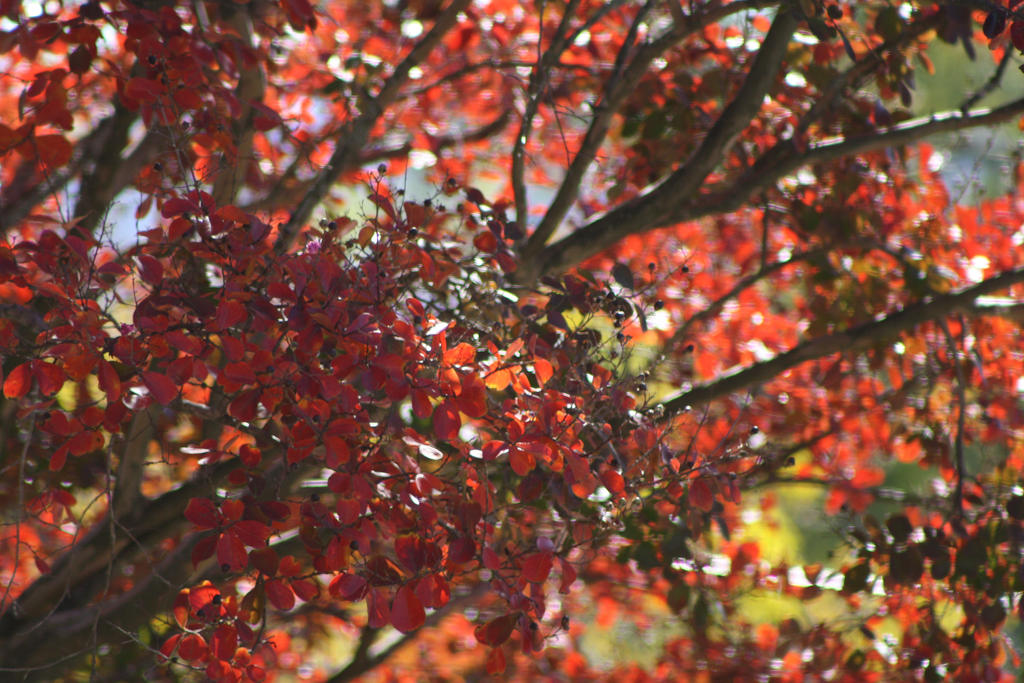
[3,0,1024,679]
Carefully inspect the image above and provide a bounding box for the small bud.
[147,54,157,65]
[407,227,418,237]
[680,265,689,273]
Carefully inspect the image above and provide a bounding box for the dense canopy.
[3,0,1024,680]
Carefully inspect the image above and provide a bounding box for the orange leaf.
[3,362,32,398]
[443,342,476,366]
[534,358,553,385]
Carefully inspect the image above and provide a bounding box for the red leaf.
[124,76,163,104]
[391,583,426,633]
[411,388,433,419]
[600,467,625,495]
[324,435,350,467]
[178,633,208,661]
[265,579,296,610]
[48,444,69,472]
[415,574,450,609]
[66,429,102,456]
[456,373,487,418]
[34,361,65,396]
[559,557,577,593]
[485,646,506,675]
[250,547,279,576]
[161,196,195,218]
[188,583,221,613]
[232,520,269,547]
[1012,20,1024,51]
[211,623,237,661]
[217,531,248,571]
[250,102,282,131]
[328,573,367,601]
[521,552,553,583]
[191,534,217,566]
[35,134,73,167]
[214,299,247,330]
[474,613,517,646]
[366,587,391,628]
[473,230,497,253]
[137,254,163,285]
[185,497,221,529]
[142,370,178,405]
[508,446,534,476]
[433,399,461,441]
[160,633,181,659]
[228,388,260,421]
[3,362,32,398]
[292,578,318,602]
[690,478,714,512]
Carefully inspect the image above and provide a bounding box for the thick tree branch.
[211,4,268,206]
[658,266,1024,418]
[70,100,139,235]
[534,94,1024,279]
[512,0,583,230]
[522,0,783,258]
[325,583,488,683]
[520,7,799,282]
[274,0,470,255]
[521,0,658,254]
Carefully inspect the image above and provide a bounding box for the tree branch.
[533,94,1024,279]
[325,583,488,683]
[211,4,268,206]
[658,265,1024,418]
[273,0,470,255]
[521,0,784,259]
[520,6,799,281]
[511,0,583,230]
[521,0,658,254]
